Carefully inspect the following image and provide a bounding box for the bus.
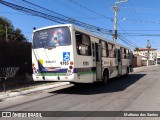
[32,24,132,84]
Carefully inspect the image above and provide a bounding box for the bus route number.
[60,61,69,65]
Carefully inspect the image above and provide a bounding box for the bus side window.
[75,32,91,56]
[108,43,114,58]
[106,42,109,57]
[112,45,115,58]
[92,43,95,57]
[126,49,129,59]
[121,48,124,59]
[124,48,126,59]
[101,40,107,57]
[76,32,82,55]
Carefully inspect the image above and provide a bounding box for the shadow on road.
[50,74,146,95]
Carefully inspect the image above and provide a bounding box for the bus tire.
[102,70,108,85]
[125,67,129,76]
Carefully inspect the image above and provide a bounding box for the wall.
[0,41,32,75]
[133,55,142,67]
[142,60,155,66]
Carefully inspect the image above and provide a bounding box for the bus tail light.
[69,66,73,69]
[32,63,35,67]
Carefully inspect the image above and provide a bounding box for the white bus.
[32,24,132,84]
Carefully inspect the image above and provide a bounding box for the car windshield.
[33,26,71,48]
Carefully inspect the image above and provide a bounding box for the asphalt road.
[0,65,160,120]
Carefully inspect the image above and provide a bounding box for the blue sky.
[1,0,160,50]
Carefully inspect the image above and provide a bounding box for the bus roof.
[33,24,73,32]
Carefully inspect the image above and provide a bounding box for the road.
[0,65,160,120]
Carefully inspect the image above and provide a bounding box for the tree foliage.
[0,16,27,42]
[134,47,139,51]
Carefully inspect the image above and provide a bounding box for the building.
[156,50,160,64]
[133,48,157,66]
[133,55,142,67]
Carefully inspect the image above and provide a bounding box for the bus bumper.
[32,73,77,82]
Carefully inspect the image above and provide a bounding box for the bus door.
[118,49,122,75]
[95,43,102,80]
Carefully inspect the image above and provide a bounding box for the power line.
[117,24,143,47]
[0,11,109,20]
[17,0,140,47]
[127,1,146,31]
[125,18,160,24]
[118,35,137,48]
[121,7,160,13]
[52,0,111,28]
[118,29,160,31]
[68,0,139,47]
[68,0,113,21]
[0,11,26,15]
[0,0,112,35]
[20,0,112,34]
[119,33,160,37]
[1,0,146,49]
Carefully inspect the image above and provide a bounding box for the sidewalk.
[0,82,70,100]
[0,65,155,100]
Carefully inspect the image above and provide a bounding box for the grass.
[10,82,57,92]
[11,86,35,92]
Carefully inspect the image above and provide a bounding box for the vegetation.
[0,16,32,75]
[0,16,27,42]
[134,47,139,51]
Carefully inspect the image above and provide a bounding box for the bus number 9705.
[60,61,69,65]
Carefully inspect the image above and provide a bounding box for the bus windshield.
[33,26,71,48]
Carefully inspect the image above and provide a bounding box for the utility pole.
[156,51,158,65]
[113,0,128,43]
[146,39,151,66]
[155,50,157,66]
[5,24,8,42]
[113,3,118,43]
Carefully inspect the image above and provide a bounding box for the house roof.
[137,48,157,51]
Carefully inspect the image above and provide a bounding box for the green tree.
[134,47,139,51]
[0,16,27,42]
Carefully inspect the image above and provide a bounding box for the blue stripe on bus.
[38,60,96,74]
[38,67,96,73]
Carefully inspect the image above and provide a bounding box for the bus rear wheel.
[102,71,108,85]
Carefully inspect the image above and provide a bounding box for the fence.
[0,67,19,92]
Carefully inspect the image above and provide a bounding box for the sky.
[0,0,160,50]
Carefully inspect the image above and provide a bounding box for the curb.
[0,82,70,100]
[133,65,155,72]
